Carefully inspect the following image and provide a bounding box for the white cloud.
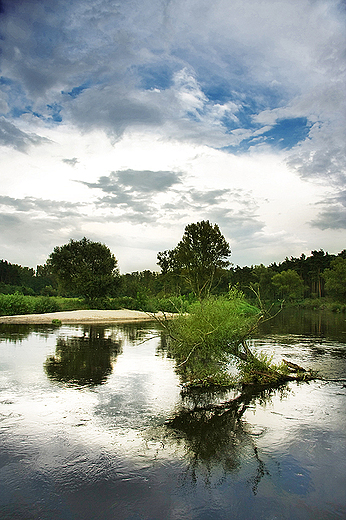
[0,0,345,271]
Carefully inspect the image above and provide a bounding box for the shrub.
[33,297,61,314]
[0,293,34,315]
[167,290,260,386]
[0,294,62,316]
[155,295,194,313]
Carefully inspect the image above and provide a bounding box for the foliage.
[157,220,231,299]
[1,239,346,314]
[164,289,316,387]
[236,353,290,385]
[0,259,57,295]
[0,293,62,316]
[271,269,304,300]
[46,237,119,301]
[155,294,195,313]
[54,297,88,311]
[229,249,341,301]
[323,257,346,302]
[166,289,260,386]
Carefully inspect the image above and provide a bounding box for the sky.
[0,0,345,274]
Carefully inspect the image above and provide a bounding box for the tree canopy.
[271,269,304,300]
[323,257,346,302]
[157,220,231,299]
[46,237,119,300]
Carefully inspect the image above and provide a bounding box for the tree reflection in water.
[44,326,122,386]
[163,385,290,493]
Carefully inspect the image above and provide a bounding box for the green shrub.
[167,290,260,386]
[33,297,61,314]
[155,295,194,313]
[0,293,62,316]
[106,296,140,310]
[0,293,34,315]
[55,297,87,311]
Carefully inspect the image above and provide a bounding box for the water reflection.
[0,316,345,520]
[44,326,123,386]
[258,307,346,342]
[0,323,58,342]
[160,385,292,494]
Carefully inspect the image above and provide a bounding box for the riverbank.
[0,309,175,324]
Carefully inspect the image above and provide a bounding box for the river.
[0,309,345,520]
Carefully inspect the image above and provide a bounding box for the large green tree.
[271,269,304,300]
[46,237,119,300]
[157,221,231,299]
[323,257,346,302]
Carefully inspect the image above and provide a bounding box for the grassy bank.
[0,294,87,316]
[2,291,345,318]
[0,293,193,316]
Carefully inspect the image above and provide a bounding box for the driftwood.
[282,359,306,372]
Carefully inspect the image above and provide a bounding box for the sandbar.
[0,309,175,324]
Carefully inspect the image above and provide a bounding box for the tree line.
[1,222,346,304]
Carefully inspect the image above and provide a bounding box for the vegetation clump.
[163,288,315,388]
[0,293,62,316]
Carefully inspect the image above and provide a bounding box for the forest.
[1,246,346,310]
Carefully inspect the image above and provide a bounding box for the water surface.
[0,310,345,519]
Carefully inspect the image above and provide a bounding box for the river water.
[0,309,345,520]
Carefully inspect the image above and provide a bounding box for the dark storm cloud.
[188,187,259,208]
[79,169,264,234]
[109,170,182,193]
[188,189,230,206]
[78,169,183,223]
[207,206,264,241]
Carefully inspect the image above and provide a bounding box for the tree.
[46,237,119,300]
[323,257,346,302]
[271,269,304,300]
[157,221,231,299]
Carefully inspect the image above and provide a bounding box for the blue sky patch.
[65,83,90,99]
[46,103,62,122]
[224,117,312,153]
[256,117,312,149]
[137,64,177,90]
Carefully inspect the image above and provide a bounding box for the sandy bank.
[0,309,175,325]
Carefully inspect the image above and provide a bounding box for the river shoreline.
[0,309,175,324]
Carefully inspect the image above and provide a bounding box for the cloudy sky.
[0,0,345,273]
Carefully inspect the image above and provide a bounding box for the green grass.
[0,294,88,316]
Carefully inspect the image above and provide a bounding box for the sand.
[0,309,175,324]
